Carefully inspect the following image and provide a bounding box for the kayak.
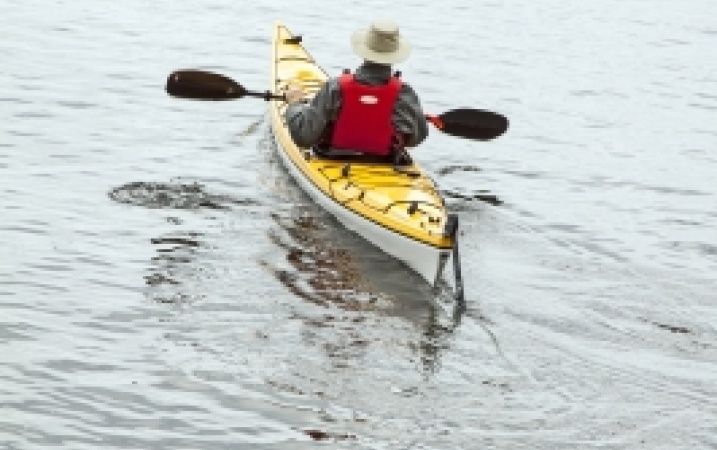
[268,22,459,287]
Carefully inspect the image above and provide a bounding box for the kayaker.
[284,20,428,162]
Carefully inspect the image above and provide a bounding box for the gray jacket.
[285,62,429,149]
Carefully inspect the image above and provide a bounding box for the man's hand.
[284,82,305,104]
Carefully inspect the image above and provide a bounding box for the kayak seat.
[312,146,413,166]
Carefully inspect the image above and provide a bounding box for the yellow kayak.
[268,22,457,286]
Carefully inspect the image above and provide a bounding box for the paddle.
[425,109,508,141]
[165,69,508,141]
[165,70,285,101]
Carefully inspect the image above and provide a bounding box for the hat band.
[366,28,399,54]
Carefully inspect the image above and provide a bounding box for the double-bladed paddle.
[165,69,509,141]
[165,70,285,101]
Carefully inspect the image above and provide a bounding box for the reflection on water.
[266,209,374,309]
[262,200,465,376]
[108,174,466,375]
[6,0,716,446]
[414,304,461,375]
[146,231,205,305]
[108,179,245,306]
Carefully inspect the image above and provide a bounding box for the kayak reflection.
[266,202,465,375]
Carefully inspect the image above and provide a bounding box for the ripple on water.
[108,180,260,210]
[145,230,207,306]
[3,1,717,448]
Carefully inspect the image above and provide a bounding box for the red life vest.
[330,73,402,156]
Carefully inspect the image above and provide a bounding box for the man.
[283,20,428,160]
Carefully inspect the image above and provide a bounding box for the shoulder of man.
[397,79,419,94]
[315,77,342,118]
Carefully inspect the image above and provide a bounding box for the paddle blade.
[435,108,509,141]
[165,70,247,100]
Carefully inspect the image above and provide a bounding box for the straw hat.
[351,20,412,65]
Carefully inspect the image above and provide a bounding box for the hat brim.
[351,29,412,65]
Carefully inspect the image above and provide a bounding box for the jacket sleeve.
[393,83,429,147]
[284,79,341,148]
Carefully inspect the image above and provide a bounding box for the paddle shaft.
[244,90,286,101]
[166,70,508,140]
[225,87,494,141]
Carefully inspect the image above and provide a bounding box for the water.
[2,0,716,448]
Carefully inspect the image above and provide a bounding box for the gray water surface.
[3,1,716,449]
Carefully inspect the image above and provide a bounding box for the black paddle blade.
[436,108,509,141]
[165,70,247,100]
